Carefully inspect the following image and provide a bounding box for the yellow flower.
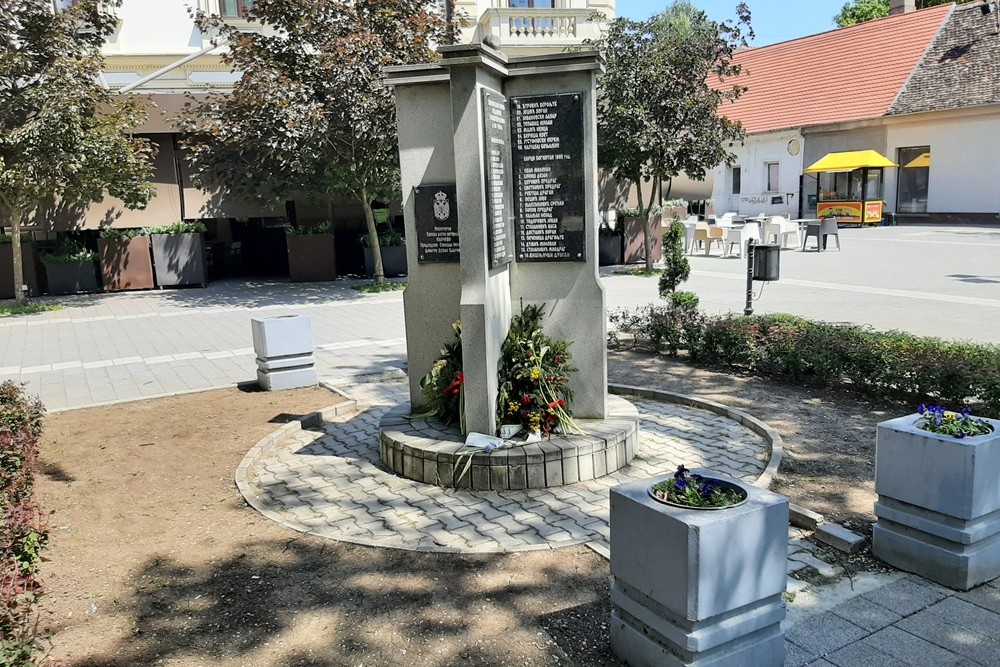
[508,401,519,414]
[530,367,541,381]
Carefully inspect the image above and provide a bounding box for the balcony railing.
[475,8,601,46]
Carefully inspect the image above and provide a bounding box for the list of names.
[482,89,514,268]
[511,93,585,262]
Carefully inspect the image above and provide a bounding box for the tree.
[834,0,974,27]
[181,0,454,284]
[588,1,751,271]
[0,0,155,304]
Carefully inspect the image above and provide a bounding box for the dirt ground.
[34,352,902,666]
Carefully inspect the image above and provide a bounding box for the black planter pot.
[43,260,100,295]
[363,246,408,278]
[0,242,44,299]
[287,233,337,282]
[599,235,623,266]
[150,233,208,287]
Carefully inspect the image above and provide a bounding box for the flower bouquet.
[496,304,580,438]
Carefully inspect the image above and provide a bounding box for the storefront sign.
[865,201,883,224]
[817,201,863,222]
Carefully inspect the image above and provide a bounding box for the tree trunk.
[636,182,652,272]
[5,210,27,305]
[360,190,385,285]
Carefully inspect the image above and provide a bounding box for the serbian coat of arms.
[433,191,450,221]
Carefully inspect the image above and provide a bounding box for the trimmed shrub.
[610,310,1000,417]
[0,381,47,665]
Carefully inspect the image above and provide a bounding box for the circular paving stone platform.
[237,380,775,554]
[378,395,640,490]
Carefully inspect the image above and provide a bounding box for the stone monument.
[381,42,637,490]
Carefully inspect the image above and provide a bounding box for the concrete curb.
[234,384,358,528]
[608,384,784,490]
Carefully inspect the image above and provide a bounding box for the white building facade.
[710,130,805,218]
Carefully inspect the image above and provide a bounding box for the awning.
[904,152,931,168]
[803,150,898,174]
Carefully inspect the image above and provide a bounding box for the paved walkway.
[3,227,1000,663]
[240,380,770,553]
[240,379,1000,666]
[0,280,406,411]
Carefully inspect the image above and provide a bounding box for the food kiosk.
[803,150,897,226]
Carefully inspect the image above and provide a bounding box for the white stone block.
[251,315,314,360]
[610,470,788,666]
[873,412,1000,590]
[256,367,317,391]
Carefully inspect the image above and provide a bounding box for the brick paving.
[242,379,771,554]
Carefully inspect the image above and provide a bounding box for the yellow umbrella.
[803,150,898,173]
[904,152,931,168]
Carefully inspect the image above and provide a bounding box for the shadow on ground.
[69,538,622,667]
[35,278,398,312]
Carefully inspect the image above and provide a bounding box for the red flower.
[444,371,464,397]
[521,394,533,405]
[547,398,566,409]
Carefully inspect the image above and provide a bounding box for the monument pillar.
[387,45,608,435]
[439,43,514,436]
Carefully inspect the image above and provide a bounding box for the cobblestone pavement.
[244,380,770,554]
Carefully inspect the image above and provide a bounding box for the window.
[897,146,930,213]
[220,0,253,18]
[509,0,556,7]
[765,162,779,192]
[730,166,741,194]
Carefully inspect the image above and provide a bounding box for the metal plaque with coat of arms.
[414,184,460,263]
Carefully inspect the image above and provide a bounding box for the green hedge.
[610,309,1000,417]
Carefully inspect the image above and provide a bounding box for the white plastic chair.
[691,221,724,255]
[680,215,700,254]
[724,222,761,258]
[764,215,800,248]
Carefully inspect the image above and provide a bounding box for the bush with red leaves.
[0,381,47,665]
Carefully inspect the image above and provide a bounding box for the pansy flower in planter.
[649,465,747,509]
[915,404,993,439]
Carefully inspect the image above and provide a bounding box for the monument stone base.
[378,395,639,490]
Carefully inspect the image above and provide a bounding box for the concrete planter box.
[287,233,337,283]
[150,233,207,287]
[873,413,1000,590]
[0,242,43,300]
[251,314,316,390]
[598,235,622,266]
[363,246,407,277]
[43,259,100,295]
[98,236,155,291]
[623,216,662,264]
[610,471,788,667]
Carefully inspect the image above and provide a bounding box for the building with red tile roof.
[711,2,1000,222]
[721,4,952,135]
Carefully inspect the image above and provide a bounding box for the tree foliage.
[588,1,752,270]
[180,0,455,284]
[834,0,974,27]
[0,0,155,303]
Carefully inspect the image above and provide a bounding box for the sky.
[618,0,853,46]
